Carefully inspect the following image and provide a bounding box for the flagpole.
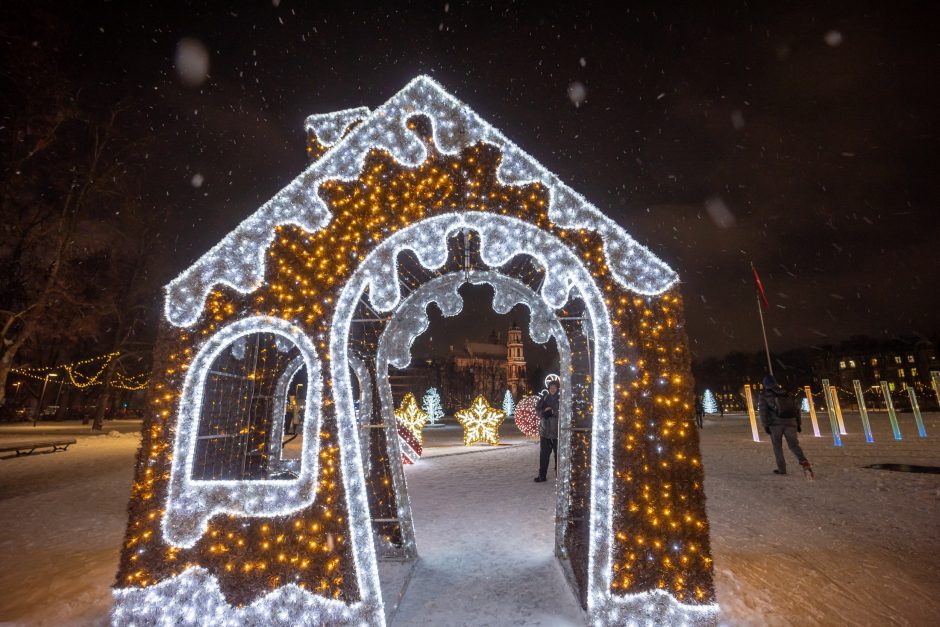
[756,293,773,376]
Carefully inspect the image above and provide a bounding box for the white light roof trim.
[164,75,678,328]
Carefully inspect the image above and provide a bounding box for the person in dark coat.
[694,395,704,428]
[534,380,560,483]
[759,374,813,477]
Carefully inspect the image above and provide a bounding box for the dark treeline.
[0,8,172,428]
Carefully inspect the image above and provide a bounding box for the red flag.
[751,262,770,310]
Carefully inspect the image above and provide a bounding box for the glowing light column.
[907,388,927,438]
[852,379,874,443]
[803,386,821,437]
[931,371,940,406]
[820,379,843,447]
[879,381,902,440]
[744,384,760,442]
[830,385,847,435]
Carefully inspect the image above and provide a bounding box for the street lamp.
[35,372,59,427]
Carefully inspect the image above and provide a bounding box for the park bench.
[0,438,77,457]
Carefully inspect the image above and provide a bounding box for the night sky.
[17,1,939,359]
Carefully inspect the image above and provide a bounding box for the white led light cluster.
[164,75,677,328]
[330,214,614,623]
[112,566,377,626]
[160,316,323,548]
[421,388,444,425]
[371,269,573,560]
[304,107,371,149]
[380,270,563,371]
[266,354,305,476]
[348,355,374,478]
[128,75,718,626]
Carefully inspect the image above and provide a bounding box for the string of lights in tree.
[11,351,150,390]
[113,75,717,626]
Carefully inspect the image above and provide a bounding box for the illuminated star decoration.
[395,393,429,465]
[513,395,541,438]
[395,393,429,443]
[455,395,506,446]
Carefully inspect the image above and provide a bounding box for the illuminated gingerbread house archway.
[113,76,718,625]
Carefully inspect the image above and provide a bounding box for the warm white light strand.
[160,316,323,548]
[330,214,615,621]
[129,75,714,626]
[304,107,371,148]
[164,75,676,328]
[112,566,375,626]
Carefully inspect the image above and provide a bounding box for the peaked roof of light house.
[164,75,678,327]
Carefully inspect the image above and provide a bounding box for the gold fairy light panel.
[455,395,506,446]
[112,75,719,626]
[394,393,429,444]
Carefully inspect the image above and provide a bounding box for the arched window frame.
[162,315,323,548]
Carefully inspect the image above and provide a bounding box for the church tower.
[506,322,526,398]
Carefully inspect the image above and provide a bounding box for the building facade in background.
[442,325,528,409]
[693,336,940,412]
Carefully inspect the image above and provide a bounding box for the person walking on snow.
[534,380,560,483]
[759,374,813,478]
[694,395,704,428]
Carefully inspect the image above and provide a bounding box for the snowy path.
[0,431,139,626]
[1,414,939,625]
[392,442,584,626]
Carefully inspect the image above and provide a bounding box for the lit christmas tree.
[703,389,718,414]
[502,389,515,419]
[422,387,445,426]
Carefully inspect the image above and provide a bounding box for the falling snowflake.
[824,30,843,47]
[704,197,735,229]
[567,81,587,108]
[175,38,210,87]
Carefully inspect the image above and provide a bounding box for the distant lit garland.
[455,395,505,446]
[112,75,718,626]
[12,351,149,390]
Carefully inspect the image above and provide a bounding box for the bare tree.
[0,12,149,410]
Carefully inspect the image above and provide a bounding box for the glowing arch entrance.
[330,214,612,613]
[112,75,719,626]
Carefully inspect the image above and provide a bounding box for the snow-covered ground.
[703,411,940,626]
[1,412,938,626]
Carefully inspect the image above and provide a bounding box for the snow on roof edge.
[164,75,678,328]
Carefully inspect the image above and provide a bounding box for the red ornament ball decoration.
[513,395,541,437]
